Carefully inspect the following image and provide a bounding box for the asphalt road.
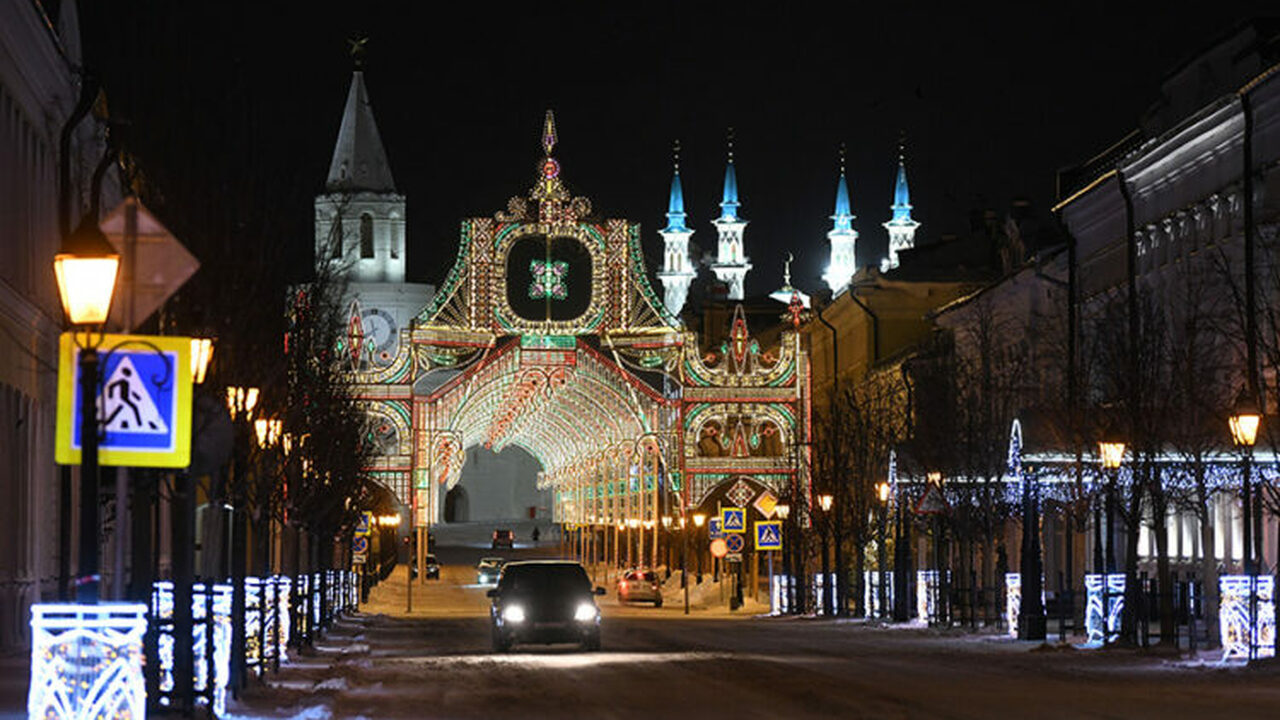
[230,523,1280,719]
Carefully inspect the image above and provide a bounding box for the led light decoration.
[916,570,949,623]
[1219,575,1275,660]
[28,602,147,720]
[1004,573,1047,639]
[863,571,895,618]
[1084,573,1126,645]
[276,575,292,662]
[528,259,569,300]
[245,577,262,675]
[397,113,810,531]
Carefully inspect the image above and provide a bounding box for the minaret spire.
[710,127,751,300]
[882,134,920,272]
[657,140,696,317]
[824,142,858,294]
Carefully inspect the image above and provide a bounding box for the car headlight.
[502,605,526,623]
[574,602,598,622]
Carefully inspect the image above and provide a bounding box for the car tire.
[654,598,663,608]
[583,633,601,652]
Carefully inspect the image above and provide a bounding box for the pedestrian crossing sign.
[55,333,193,468]
[722,507,746,533]
[755,520,782,551]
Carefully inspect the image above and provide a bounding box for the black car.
[487,561,605,652]
[422,554,440,580]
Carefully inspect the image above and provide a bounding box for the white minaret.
[823,145,858,294]
[710,131,751,300]
[656,142,696,316]
[315,66,406,283]
[881,144,919,272]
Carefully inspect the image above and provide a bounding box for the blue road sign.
[355,511,373,537]
[708,518,724,539]
[352,536,369,554]
[755,521,783,551]
[725,533,745,554]
[56,333,193,468]
[722,507,746,533]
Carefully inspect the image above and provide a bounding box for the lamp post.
[776,503,792,613]
[877,481,890,620]
[226,385,258,694]
[1097,436,1125,576]
[692,513,706,584]
[54,217,121,603]
[818,493,833,616]
[1229,388,1261,660]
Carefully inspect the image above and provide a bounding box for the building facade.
[0,0,116,648]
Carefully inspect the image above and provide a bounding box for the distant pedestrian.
[531,526,541,543]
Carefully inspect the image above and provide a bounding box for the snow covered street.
[223,527,1280,719]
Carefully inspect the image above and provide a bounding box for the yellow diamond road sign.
[55,333,193,468]
[753,490,778,519]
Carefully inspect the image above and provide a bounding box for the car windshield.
[425,555,437,563]
[499,564,590,596]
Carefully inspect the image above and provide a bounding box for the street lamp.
[54,217,120,603]
[877,481,890,620]
[1229,387,1262,660]
[692,513,706,584]
[1097,433,1125,575]
[817,494,833,616]
[190,337,215,385]
[776,503,792,613]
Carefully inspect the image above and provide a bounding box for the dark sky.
[81,2,1277,298]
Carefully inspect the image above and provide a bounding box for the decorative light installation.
[245,577,262,675]
[528,259,569,300]
[1084,573,1126,645]
[1004,573,1047,639]
[275,575,292,663]
[863,570,894,618]
[196,583,232,718]
[1219,575,1275,661]
[916,570,947,623]
[28,602,147,720]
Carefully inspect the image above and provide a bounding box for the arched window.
[360,213,374,258]
[329,216,343,259]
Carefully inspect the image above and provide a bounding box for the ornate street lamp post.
[1229,388,1261,660]
[818,493,833,616]
[1097,435,1126,576]
[877,481,890,620]
[54,217,120,603]
[692,513,706,584]
[776,503,792,613]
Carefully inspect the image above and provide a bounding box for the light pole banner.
[55,332,193,468]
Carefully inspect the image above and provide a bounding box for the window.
[360,213,374,258]
[329,216,342,259]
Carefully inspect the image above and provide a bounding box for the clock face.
[360,308,399,369]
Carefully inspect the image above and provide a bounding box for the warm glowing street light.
[877,482,891,504]
[692,513,706,528]
[54,216,120,604]
[776,504,790,520]
[226,386,259,420]
[818,494,833,512]
[1098,440,1126,470]
[1230,389,1261,448]
[54,217,120,326]
[190,337,214,384]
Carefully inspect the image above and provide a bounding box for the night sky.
[81,2,1277,299]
